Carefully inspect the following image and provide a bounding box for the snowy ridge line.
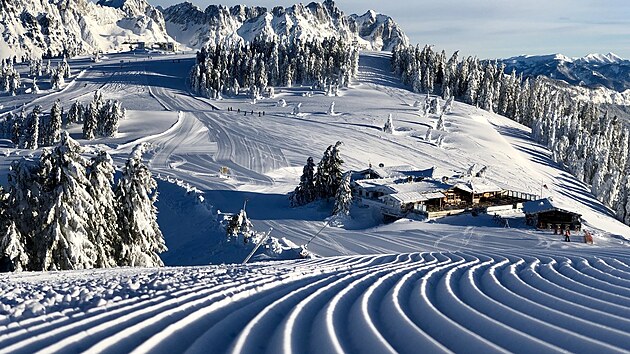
[2,250,630,353]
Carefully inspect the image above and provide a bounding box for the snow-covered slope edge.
[160,0,409,51]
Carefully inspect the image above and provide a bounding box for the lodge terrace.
[351,165,539,220]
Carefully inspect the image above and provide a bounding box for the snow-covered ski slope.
[2,250,630,353]
[1,51,630,352]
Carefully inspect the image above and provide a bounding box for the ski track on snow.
[1,250,630,353]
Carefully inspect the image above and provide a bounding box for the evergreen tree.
[48,99,62,145]
[290,157,317,206]
[12,106,26,145]
[383,114,394,133]
[225,209,254,244]
[83,101,98,139]
[67,101,83,125]
[0,186,29,271]
[115,144,166,267]
[314,145,332,198]
[36,132,97,270]
[327,141,344,198]
[20,105,41,149]
[332,172,352,216]
[88,151,119,268]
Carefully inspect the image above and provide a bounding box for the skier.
[564,229,571,242]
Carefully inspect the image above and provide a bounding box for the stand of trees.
[0,136,165,271]
[1,59,21,96]
[0,90,123,148]
[190,37,359,99]
[290,141,347,212]
[392,44,630,225]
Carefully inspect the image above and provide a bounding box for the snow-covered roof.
[388,179,451,194]
[453,178,502,194]
[381,191,446,204]
[353,177,398,190]
[522,198,582,216]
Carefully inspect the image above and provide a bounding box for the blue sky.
[151,0,630,59]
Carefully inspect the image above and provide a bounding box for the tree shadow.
[202,189,331,222]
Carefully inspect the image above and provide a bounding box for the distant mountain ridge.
[160,0,408,51]
[501,52,630,92]
[0,0,174,58]
[0,0,407,59]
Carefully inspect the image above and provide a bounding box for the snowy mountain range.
[0,0,407,59]
[0,0,173,58]
[501,52,630,92]
[160,0,408,51]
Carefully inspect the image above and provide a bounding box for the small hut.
[523,198,582,231]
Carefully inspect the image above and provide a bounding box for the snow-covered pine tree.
[47,99,62,145]
[383,114,394,133]
[101,100,122,137]
[50,68,64,89]
[226,209,255,244]
[290,157,317,206]
[436,113,445,131]
[332,172,352,216]
[87,151,119,268]
[20,105,41,149]
[67,101,83,125]
[115,144,166,267]
[59,58,71,78]
[83,101,98,139]
[0,186,29,271]
[327,141,344,198]
[328,101,335,115]
[35,132,97,270]
[32,76,39,94]
[314,145,332,199]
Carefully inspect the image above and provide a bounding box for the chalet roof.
[522,198,582,216]
[381,191,446,204]
[388,179,451,194]
[353,178,398,190]
[453,178,502,194]
[353,165,452,180]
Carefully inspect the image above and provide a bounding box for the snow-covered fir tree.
[328,101,335,115]
[67,101,83,125]
[0,187,29,271]
[44,100,62,146]
[326,141,344,198]
[83,101,99,139]
[332,172,352,216]
[31,76,40,94]
[290,157,317,206]
[87,151,119,268]
[20,105,41,149]
[11,106,26,145]
[115,144,166,267]
[383,114,394,133]
[35,132,97,270]
[50,68,64,89]
[226,209,255,244]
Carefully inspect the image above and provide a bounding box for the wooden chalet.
[447,179,503,206]
[523,198,582,231]
[380,191,446,216]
